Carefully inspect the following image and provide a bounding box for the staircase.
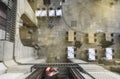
[57,68,69,79]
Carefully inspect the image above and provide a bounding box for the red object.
[45,67,59,77]
[46,67,55,76]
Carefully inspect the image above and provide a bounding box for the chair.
[74,47,77,51]
[66,37,68,40]
[49,7,55,17]
[74,32,76,35]
[40,8,47,17]
[35,9,41,17]
[50,7,53,10]
[74,37,76,40]
[42,8,46,10]
[66,31,68,34]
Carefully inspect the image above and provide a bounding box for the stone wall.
[14,0,37,60]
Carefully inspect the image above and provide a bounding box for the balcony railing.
[24,0,37,26]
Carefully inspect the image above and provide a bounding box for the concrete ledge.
[111,66,120,73]
[115,60,120,65]
[89,72,120,79]
[68,58,87,63]
[0,73,24,79]
[4,60,17,67]
[17,58,46,64]
[4,60,31,73]
[17,73,31,79]
[3,58,46,73]
[70,59,120,79]
[0,58,47,79]
[0,63,7,75]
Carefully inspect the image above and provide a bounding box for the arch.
[19,13,37,47]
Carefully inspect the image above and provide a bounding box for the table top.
[35,10,42,16]
[49,10,55,17]
[68,30,74,42]
[67,46,74,52]
[88,48,96,60]
[56,9,62,16]
[106,48,113,60]
[40,10,47,17]
[67,46,74,58]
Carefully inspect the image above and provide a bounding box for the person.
[45,67,59,79]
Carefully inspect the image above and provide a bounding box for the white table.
[105,48,113,60]
[49,10,55,17]
[56,9,62,16]
[67,46,74,58]
[88,48,96,60]
[35,10,42,16]
[40,10,47,17]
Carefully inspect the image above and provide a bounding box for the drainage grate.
[51,0,61,7]
[71,21,77,27]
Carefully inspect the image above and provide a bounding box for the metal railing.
[5,0,17,42]
[25,68,45,79]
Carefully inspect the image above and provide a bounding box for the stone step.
[0,63,7,75]
[58,68,68,78]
